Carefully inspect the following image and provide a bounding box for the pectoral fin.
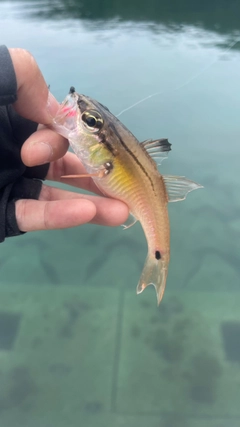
[163,175,203,202]
[61,172,105,179]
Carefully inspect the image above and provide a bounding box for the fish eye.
[82,110,103,132]
[85,116,96,127]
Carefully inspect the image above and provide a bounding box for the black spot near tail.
[155,250,161,260]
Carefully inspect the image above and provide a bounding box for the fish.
[51,87,203,304]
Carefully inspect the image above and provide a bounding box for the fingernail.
[31,142,53,164]
[47,91,60,120]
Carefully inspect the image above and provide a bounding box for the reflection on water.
[1,0,240,426]
[15,0,240,40]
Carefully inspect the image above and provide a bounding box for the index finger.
[8,48,59,124]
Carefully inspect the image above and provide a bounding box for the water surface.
[0,1,240,426]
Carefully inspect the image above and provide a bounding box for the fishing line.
[116,37,240,117]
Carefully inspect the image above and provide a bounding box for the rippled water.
[1,1,240,426]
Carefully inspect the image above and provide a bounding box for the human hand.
[9,48,129,232]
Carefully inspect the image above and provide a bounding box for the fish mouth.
[52,91,80,136]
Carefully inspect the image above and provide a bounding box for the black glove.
[0,45,49,242]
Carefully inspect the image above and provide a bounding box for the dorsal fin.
[140,138,171,165]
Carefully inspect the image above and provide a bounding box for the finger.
[15,198,96,232]
[47,151,103,195]
[9,48,59,124]
[39,185,129,226]
[21,127,69,166]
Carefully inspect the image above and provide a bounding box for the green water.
[1,1,240,426]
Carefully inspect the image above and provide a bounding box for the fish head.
[52,87,114,145]
[52,88,126,173]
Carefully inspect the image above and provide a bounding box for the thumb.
[9,48,60,125]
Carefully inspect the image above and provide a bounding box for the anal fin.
[121,213,137,229]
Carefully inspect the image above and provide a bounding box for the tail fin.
[136,254,168,305]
